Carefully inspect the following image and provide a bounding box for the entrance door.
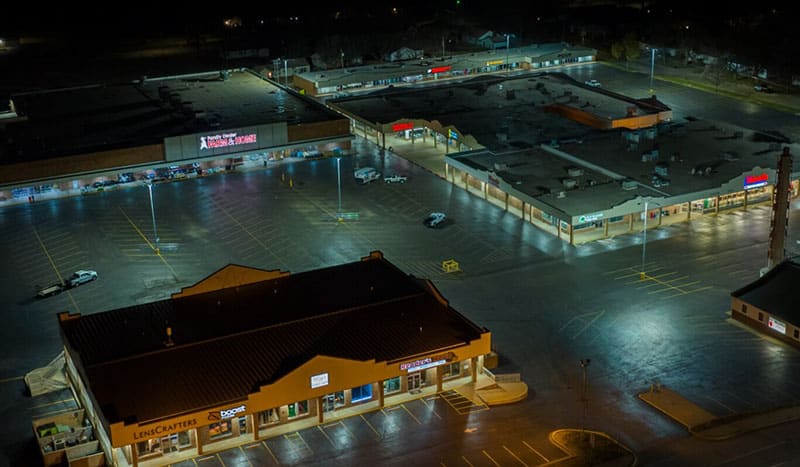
[323,394,335,412]
[407,372,422,391]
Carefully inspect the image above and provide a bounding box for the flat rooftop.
[2,69,340,163]
[335,73,662,150]
[297,42,596,89]
[451,118,796,215]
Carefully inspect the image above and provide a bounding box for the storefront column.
[436,366,443,393]
[504,192,509,211]
[657,209,662,226]
[557,221,561,239]
[196,428,204,456]
[604,221,609,238]
[569,224,574,245]
[317,397,324,424]
[130,443,138,467]
[521,202,526,221]
[464,174,468,191]
[743,190,749,211]
[686,203,691,220]
[381,131,386,149]
[433,133,437,148]
[714,196,720,215]
[471,357,478,383]
[411,132,415,145]
[482,181,487,200]
[629,213,634,231]
[251,415,258,441]
[363,124,368,139]
[375,127,380,145]
[379,381,385,408]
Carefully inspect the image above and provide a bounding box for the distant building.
[384,47,424,62]
[731,259,800,348]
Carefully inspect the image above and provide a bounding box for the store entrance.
[408,372,423,392]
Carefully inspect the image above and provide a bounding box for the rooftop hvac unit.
[562,178,577,189]
[567,167,583,177]
[557,191,566,198]
[621,179,638,190]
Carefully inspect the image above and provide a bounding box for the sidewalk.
[638,384,800,441]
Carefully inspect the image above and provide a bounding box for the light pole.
[649,47,656,92]
[336,157,342,218]
[641,199,649,279]
[340,50,344,70]
[580,358,591,432]
[147,182,160,254]
[505,34,510,73]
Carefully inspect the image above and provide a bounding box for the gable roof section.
[59,252,487,424]
[732,259,800,322]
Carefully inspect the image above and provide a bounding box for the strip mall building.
[57,252,492,466]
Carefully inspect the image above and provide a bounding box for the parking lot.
[5,127,800,466]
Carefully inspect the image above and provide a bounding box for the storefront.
[57,251,492,467]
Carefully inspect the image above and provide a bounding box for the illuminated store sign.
[400,352,455,372]
[768,317,786,335]
[744,173,769,190]
[428,65,451,74]
[132,419,198,440]
[392,122,414,132]
[200,132,257,151]
[211,404,247,421]
[578,212,604,223]
[311,372,330,389]
[486,60,504,66]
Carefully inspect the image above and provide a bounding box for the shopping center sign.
[200,132,257,151]
[399,352,456,372]
[744,173,769,190]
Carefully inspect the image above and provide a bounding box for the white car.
[384,174,407,184]
[423,212,447,228]
[67,270,98,288]
[585,79,601,87]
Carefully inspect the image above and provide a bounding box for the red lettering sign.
[392,122,414,132]
[745,173,768,184]
[200,132,257,151]
[428,66,451,74]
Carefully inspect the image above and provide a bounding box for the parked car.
[423,212,447,228]
[754,84,774,93]
[585,79,601,87]
[384,174,408,184]
[66,270,98,288]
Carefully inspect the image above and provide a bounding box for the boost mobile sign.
[208,404,247,421]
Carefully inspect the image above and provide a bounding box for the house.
[384,47,424,62]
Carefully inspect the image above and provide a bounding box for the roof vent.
[621,179,638,190]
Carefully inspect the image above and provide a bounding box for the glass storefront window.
[258,408,280,426]
[209,420,232,439]
[287,400,309,419]
[384,377,401,394]
[442,362,461,379]
[351,384,373,403]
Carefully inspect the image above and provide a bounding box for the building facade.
[56,252,492,466]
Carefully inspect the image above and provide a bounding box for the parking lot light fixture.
[147,182,160,254]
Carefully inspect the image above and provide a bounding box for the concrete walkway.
[638,384,800,441]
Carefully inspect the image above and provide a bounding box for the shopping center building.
[54,251,492,466]
[294,42,596,97]
[333,72,800,244]
[0,68,351,205]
